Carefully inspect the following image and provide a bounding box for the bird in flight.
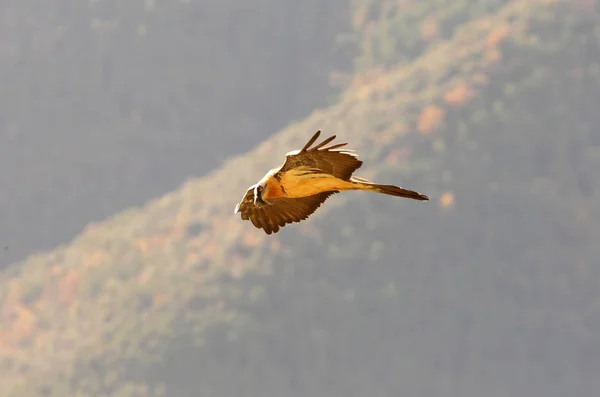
[234,130,429,234]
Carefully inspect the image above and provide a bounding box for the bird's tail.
[350,176,429,201]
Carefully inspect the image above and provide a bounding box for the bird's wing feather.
[277,130,363,180]
[234,188,337,234]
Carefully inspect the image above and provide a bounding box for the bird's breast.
[279,168,353,198]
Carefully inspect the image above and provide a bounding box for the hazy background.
[1,0,599,396]
[0,0,352,267]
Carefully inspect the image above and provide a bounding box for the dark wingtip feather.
[321,142,348,151]
[311,134,337,150]
[301,130,321,152]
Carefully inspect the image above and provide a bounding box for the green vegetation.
[0,0,352,266]
[2,0,600,396]
[349,0,512,71]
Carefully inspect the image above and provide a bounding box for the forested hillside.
[2,0,599,396]
[0,0,352,266]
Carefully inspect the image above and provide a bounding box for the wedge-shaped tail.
[350,177,429,201]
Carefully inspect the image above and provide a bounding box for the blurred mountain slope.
[0,0,522,268]
[0,0,352,267]
[348,0,512,70]
[2,0,600,396]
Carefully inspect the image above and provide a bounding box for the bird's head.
[253,183,267,206]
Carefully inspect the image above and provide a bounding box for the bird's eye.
[257,185,263,192]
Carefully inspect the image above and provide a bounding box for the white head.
[253,183,267,206]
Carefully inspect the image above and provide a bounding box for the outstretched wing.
[276,130,363,180]
[234,188,337,234]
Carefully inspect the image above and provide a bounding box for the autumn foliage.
[417,105,445,135]
[2,1,599,396]
[444,81,474,106]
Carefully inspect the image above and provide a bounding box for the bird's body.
[274,168,356,198]
[234,130,429,234]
